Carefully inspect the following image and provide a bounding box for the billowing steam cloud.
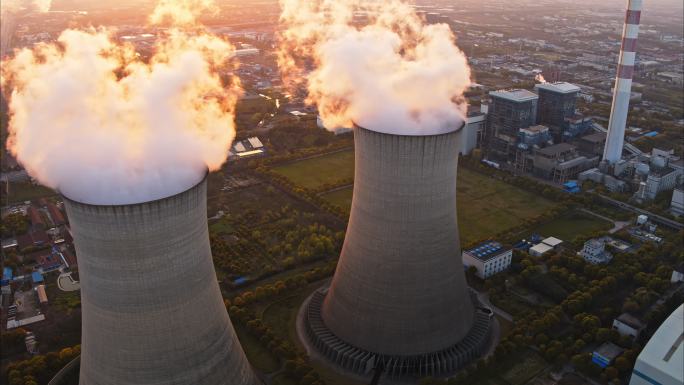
[2,0,241,205]
[278,0,471,136]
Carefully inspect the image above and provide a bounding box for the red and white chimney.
[603,0,642,164]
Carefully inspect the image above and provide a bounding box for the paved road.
[579,208,630,234]
[476,291,514,322]
[598,194,684,231]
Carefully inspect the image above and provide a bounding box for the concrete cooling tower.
[63,176,259,385]
[302,126,492,379]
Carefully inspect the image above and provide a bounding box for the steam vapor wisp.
[278,0,471,136]
[1,0,241,205]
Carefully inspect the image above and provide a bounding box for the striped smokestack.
[603,0,642,164]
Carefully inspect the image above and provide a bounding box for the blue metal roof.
[31,272,44,283]
[466,241,508,261]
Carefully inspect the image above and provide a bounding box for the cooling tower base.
[301,285,493,380]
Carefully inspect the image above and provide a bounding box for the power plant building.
[628,304,683,385]
[535,82,583,140]
[303,126,492,379]
[487,89,538,160]
[63,177,259,385]
[462,242,512,279]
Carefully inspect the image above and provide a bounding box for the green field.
[233,323,281,373]
[1,181,56,204]
[272,150,354,190]
[531,210,612,241]
[320,168,558,245]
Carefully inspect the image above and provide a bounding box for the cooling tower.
[603,0,642,164]
[63,176,259,385]
[303,126,492,379]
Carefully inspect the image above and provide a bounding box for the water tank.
[635,162,650,176]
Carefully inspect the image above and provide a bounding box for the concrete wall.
[64,177,258,385]
[322,126,475,356]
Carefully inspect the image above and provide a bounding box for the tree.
[604,366,619,379]
[615,356,631,372]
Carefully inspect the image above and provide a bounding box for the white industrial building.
[670,188,684,217]
[459,107,487,156]
[580,239,613,264]
[629,304,683,385]
[462,241,513,279]
[529,236,563,257]
[671,264,684,284]
[612,313,645,339]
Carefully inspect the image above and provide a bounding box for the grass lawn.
[272,150,354,190]
[470,350,547,385]
[1,181,57,204]
[233,323,281,373]
[499,351,547,385]
[530,210,612,241]
[320,168,558,246]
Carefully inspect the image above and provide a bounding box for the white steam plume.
[278,0,471,136]
[1,0,241,205]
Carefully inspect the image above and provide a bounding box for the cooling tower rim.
[353,120,465,137]
[61,170,208,208]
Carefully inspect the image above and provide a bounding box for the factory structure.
[63,177,259,385]
[628,304,683,385]
[302,125,492,379]
[580,0,683,201]
[473,83,599,184]
[462,0,683,202]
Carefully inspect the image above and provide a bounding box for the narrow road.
[578,208,630,234]
[598,194,683,231]
[476,291,514,322]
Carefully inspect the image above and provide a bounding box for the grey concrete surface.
[64,177,259,385]
[322,126,476,357]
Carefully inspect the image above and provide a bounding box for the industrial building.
[304,126,492,379]
[486,89,538,160]
[629,305,683,385]
[462,241,513,279]
[531,143,592,183]
[612,313,645,339]
[593,342,625,368]
[63,177,259,385]
[481,82,598,182]
[534,82,581,140]
[529,237,563,257]
[671,188,684,216]
[459,107,487,156]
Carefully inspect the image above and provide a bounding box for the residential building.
[612,313,645,339]
[462,241,513,279]
[580,239,613,264]
[629,305,683,385]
